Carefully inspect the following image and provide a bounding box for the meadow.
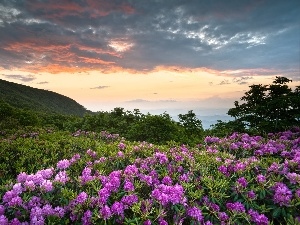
[0,127,299,224]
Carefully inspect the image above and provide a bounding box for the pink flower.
[57,159,70,170]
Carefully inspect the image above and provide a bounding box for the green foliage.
[0,129,99,184]
[227,76,300,134]
[127,113,181,144]
[178,110,204,143]
[1,128,300,224]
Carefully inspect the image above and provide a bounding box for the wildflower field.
[0,128,300,224]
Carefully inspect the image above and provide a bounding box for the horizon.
[1,0,299,125]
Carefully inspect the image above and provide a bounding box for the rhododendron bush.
[0,128,300,224]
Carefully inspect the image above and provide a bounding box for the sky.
[0,0,299,127]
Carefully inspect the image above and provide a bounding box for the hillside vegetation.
[0,79,87,116]
[0,77,299,224]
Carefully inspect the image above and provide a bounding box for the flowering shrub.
[0,128,300,224]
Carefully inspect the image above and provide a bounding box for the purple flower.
[24,180,36,191]
[82,210,92,225]
[204,136,220,144]
[218,165,229,176]
[2,190,17,203]
[76,192,88,204]
[208,202,220,212]
[8,218,22,225]
[124,180,135,191]
[248,209,269,225]
[162,176,172,185]
[86,149,97,158]
[27,196,42,210]
[100,205,112,220]
[12,183,23,195]
[106,170,122,192]
[286,172,300,184]
[40,180,53,192]
[118,142,126,150]
[42,204,54,216]
[140,174,153,186]
[37,168,54,179]
[237,177,248,188]
[98,188,110,205]
[0,215,8,225]
[124,165,139,177]
[155,152,168,164]
[256,174,266,183]
[70,153,81,164]
[151,184,185,206]
[179,173,190,182]
[204,221,213,225]
[0,205,5,215]
[54,206,65,218]
[121,194,138,208]
[8,196,23,207]
[79,167,95,185]
[54,171,69,184]
[28,174,44,185]
[111,201,124,216]
[187,206,203,222]
[230,143,239,150]
[158,218,168,225]
[234,162,246,172]
[17,172,28,183]
[117,151,124,158]
[56,159,70,170]
[218,212,229,221]
[272,182,292,206]
[226,202,245,213]
[143,219,152,225]
[247,190,256,199]
[30,206,44,225]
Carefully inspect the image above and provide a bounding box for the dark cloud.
[2,74,36,82]
[90,85,110,89]
[0,0,298,75]
[238,81,248,85]
[232,76,253,85]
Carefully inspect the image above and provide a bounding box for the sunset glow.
[0,0,299,127]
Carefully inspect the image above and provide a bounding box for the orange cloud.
[75,44,122,58]
[78,56,115,65]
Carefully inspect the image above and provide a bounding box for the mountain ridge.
[0,79,88,116]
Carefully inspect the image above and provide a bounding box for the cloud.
[218,80,230,85]
[37,81,49,84]
[90,85,110,89]
[232,76,253,85]
[3,74,36,82]
[125,99,150,103]
[0,0,298,75]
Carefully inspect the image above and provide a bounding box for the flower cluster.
[0,128,300,224]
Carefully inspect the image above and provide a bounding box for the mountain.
[0,79,88,116]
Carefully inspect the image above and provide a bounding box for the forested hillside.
[0,79,87,116]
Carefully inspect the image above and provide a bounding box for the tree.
[127,113,181,144]
[178,110,204,143]
[228,76,300,133]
